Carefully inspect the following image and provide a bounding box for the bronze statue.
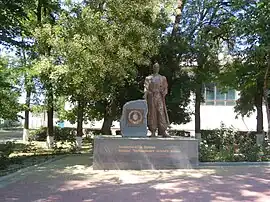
[144,62,170,137]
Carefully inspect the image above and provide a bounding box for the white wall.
[177,105,267,132]
[176,92,267,132]
[27,93,266,132]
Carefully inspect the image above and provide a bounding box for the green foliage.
[218,0,270,126]
[165,71,192,124]
[200,124,269,162]
[29,127,46,141]
[3,0,270,143]
[0,57,21,120]
[0,141,16,158]
[161,0,235,128]
[0,0,31,46]
[29,127,76,142]
[38,0,180,128]
[47,0,170,97]
[0,141,16,169]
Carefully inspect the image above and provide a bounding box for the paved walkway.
[0,130,22,143]
[0,154,269,202]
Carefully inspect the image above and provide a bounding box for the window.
[202,84,236,106]
[205,84,215,105]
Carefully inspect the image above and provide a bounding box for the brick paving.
[0,154,269,202]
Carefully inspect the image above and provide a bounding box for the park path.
[0,130,22,143]
[0,154,269,202]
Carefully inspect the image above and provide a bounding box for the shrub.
[29,127,76,142]
[200,124,269,162]
[199,140,218,162]
[0,141,16,169]
[0,141,15,158]
[169,130,190,137]
[54,127,76,142]
[29,127,47,141]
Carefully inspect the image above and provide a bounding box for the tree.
[1,0,40,141]
[220,0,270,139]
[46,0,175,137]
[0,0,32,47]
[219,56,264,134]
[178,0,234,137]
[36,0,61,148]
[0,57,21,120]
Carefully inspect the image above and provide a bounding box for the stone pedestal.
[195,133,201,142]
[93,136,199,170]
[120,100,148,137]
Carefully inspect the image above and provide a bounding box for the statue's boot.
[159,130,170,138]
[162,133,171,138]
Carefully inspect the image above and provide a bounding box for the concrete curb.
[0,154,68,188]
[198,161,270,168]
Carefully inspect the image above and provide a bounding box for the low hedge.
[29,125,270,162]
[29,127,76,142]
[199,125,269,162]
[29,127,102,142]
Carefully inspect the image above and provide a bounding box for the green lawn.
[0,140,92,177]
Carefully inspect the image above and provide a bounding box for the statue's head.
[153,62,160,74]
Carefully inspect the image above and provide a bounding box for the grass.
[0,154,60,177]
[0,140,92,177]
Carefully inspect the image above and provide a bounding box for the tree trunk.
[255,96,264,133]
[255,80,263,133]
[195,83,202,140]
[76,99,85,149]
[46,86,54,148]
[23,89,31,142]
[76,100,84,137]
[101,100,116,135]
[22,41,31,142]
[264,56,270,140]
[37,0,42,23]
[101,115,113,135]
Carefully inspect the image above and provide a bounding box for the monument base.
[93,136,199,170]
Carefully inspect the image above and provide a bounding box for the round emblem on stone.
[128,110,143,125]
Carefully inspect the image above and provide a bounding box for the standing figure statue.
[144,62,170,137]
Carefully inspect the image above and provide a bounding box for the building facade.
[22,84,266,132]
[177,84,266,132]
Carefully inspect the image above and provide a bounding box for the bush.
[199,140,218,162]
[54,127,76,142]
[200,124,269,162]
[0,141,16,169]
[0,141,15,158]
[29,127,76,142]
[169,130,190,137]
[29,127,47,141]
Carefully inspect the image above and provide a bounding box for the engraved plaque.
[120,100,148,137]
[126,109,144,126]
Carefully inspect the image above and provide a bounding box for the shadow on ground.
[0,154,269,202]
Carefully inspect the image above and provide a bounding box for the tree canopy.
[1,0,270,136]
